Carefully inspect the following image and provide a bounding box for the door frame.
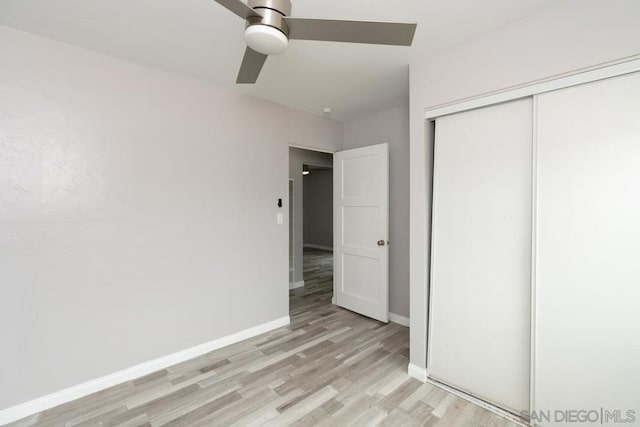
[411,55,640,426]
[288,178,297,289]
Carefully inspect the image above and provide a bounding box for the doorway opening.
[288,143,390,323]
[288,147,334,316]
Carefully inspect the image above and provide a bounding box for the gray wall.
[344,104,410,318]
[0,26,343,410]
[303,169,333,249]
[408,0,640,370]
[288,148,333,283]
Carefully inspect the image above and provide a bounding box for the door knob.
[377,240,386,246]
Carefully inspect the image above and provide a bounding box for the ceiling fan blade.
[284,17,417,46]
[236,47,268,84]
[213,0,260,19]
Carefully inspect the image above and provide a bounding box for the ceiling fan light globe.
[244,24,288,56]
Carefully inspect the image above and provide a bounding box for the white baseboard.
[389,313,410,327]
[407,363,427,382]
[303,244,333,252]
[289,280,305,289]
[0,316,290,426]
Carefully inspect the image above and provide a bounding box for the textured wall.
[0,26,343,409]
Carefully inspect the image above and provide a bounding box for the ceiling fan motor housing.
[247,0,291,37]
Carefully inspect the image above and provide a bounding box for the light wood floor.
[8,248,518,427]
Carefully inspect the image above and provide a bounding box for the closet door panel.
[535,72,640,425]
[429,98,532,413]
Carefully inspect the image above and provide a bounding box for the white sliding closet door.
[535,72,640,425]
[429,98,532,414]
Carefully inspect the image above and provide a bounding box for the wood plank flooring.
[7,249,519,427]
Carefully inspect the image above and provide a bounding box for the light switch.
[277,213,284,225]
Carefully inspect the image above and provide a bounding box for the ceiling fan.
[213,0,417,84]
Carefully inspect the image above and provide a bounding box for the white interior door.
[429,98,532,414]
[334,143,389,322]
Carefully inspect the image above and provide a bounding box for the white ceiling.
[0,0,561,121]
